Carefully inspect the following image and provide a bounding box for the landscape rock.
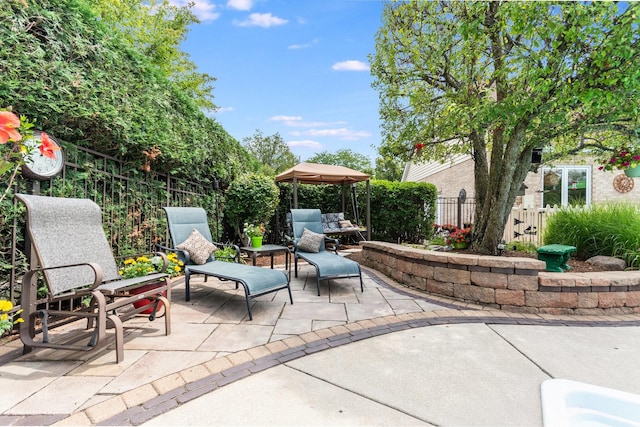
[585,256,626,271]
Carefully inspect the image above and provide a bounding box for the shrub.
[223,174,279,243]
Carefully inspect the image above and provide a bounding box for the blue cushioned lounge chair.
[162,207,292,320]
[290,208,363,296]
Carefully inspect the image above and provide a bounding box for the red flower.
[414,143,426,149]
[39,132,60,159]
[0,111,22,144]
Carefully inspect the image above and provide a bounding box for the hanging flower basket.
[598,149,640,173]
[625,165,640,178]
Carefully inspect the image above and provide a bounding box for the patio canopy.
[275,162,370,185]
[275,162,371,239]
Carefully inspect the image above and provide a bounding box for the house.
[403,153,640,243]
[404,152,640,207]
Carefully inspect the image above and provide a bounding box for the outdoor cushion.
[321,212,344,232]
[298,227,324,253]
[339,220,354,228]
[177,228,217,264]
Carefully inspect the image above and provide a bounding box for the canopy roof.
[275,162,370,185]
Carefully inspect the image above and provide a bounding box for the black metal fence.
[436,196,476,229]
[1,142,219,311]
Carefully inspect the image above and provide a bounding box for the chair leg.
[185,270,191,301]
[287,284,293,305]
[159,295,171,336]
[108,313,124,363]
[245,296,253,321]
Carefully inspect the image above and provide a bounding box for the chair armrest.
[213,242,241,263]
[155,243,192,265]
[324,237,339,253]
[22,262,104,297]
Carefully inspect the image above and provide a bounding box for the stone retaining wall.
[359,241,640,315]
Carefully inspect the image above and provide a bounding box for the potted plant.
[243,222,265,248]
[598,148,640,177]
[120,253,183,314]
[446,227,471,249]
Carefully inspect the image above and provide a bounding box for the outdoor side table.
[240,244,291,275]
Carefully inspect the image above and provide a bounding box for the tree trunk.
[470,125,534,255]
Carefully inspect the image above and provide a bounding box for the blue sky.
[171,0,385,163]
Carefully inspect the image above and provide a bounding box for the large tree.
[85,0,216,110]
[307,149,373,175]
[371,1,640,254]
[242,130,298,175]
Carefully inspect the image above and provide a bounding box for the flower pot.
[625,165,640,177]
[251,236,263,248]
[130,283,166,314]
[452,242,468,249]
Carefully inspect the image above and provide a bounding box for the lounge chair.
[162,207,292,320]
[15,194,171,363]
[290,208,363,296]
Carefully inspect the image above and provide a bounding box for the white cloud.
[288,38,319,50]
[227,0,252,11]
[287,140,323,149]
[306,128,372,140]
[168,0,220,22]
[270,115,347,128]
[214,106,235,113]
[332,60,370,71]
[234,12,288,28]
[270,115,302,122]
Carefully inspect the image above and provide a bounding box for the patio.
[0,256,639,426]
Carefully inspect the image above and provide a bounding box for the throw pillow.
[338,220,354,228]
[297,228,324,253]
[176,229,217,265]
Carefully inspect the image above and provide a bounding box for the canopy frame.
[275,163,371,240]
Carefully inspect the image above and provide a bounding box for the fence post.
[457,189,466,229]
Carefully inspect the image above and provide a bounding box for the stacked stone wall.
[360,241,640,315]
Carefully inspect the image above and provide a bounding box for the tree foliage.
[0,0,250,184]
[374,154,404,181]
[371,1,640,254]
[242,130,298,176]
[84,0,216,110]
[306,149,373,175]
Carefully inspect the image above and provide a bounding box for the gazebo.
[275,162,371,240]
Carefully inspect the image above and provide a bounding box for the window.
[541,166,590,207]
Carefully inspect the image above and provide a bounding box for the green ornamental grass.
[542,203,640,269]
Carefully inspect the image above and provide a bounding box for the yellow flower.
[124,258,136,265]
[173,265,181,272]
[137,256,149,263]
[0,314,7,321]
[0,300,12,311]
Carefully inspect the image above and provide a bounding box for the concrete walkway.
[1,258,639,426]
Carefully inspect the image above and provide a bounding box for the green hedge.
[0,0,250,184]
[275,180,437,244]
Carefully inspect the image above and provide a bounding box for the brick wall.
[360,241,640,315]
